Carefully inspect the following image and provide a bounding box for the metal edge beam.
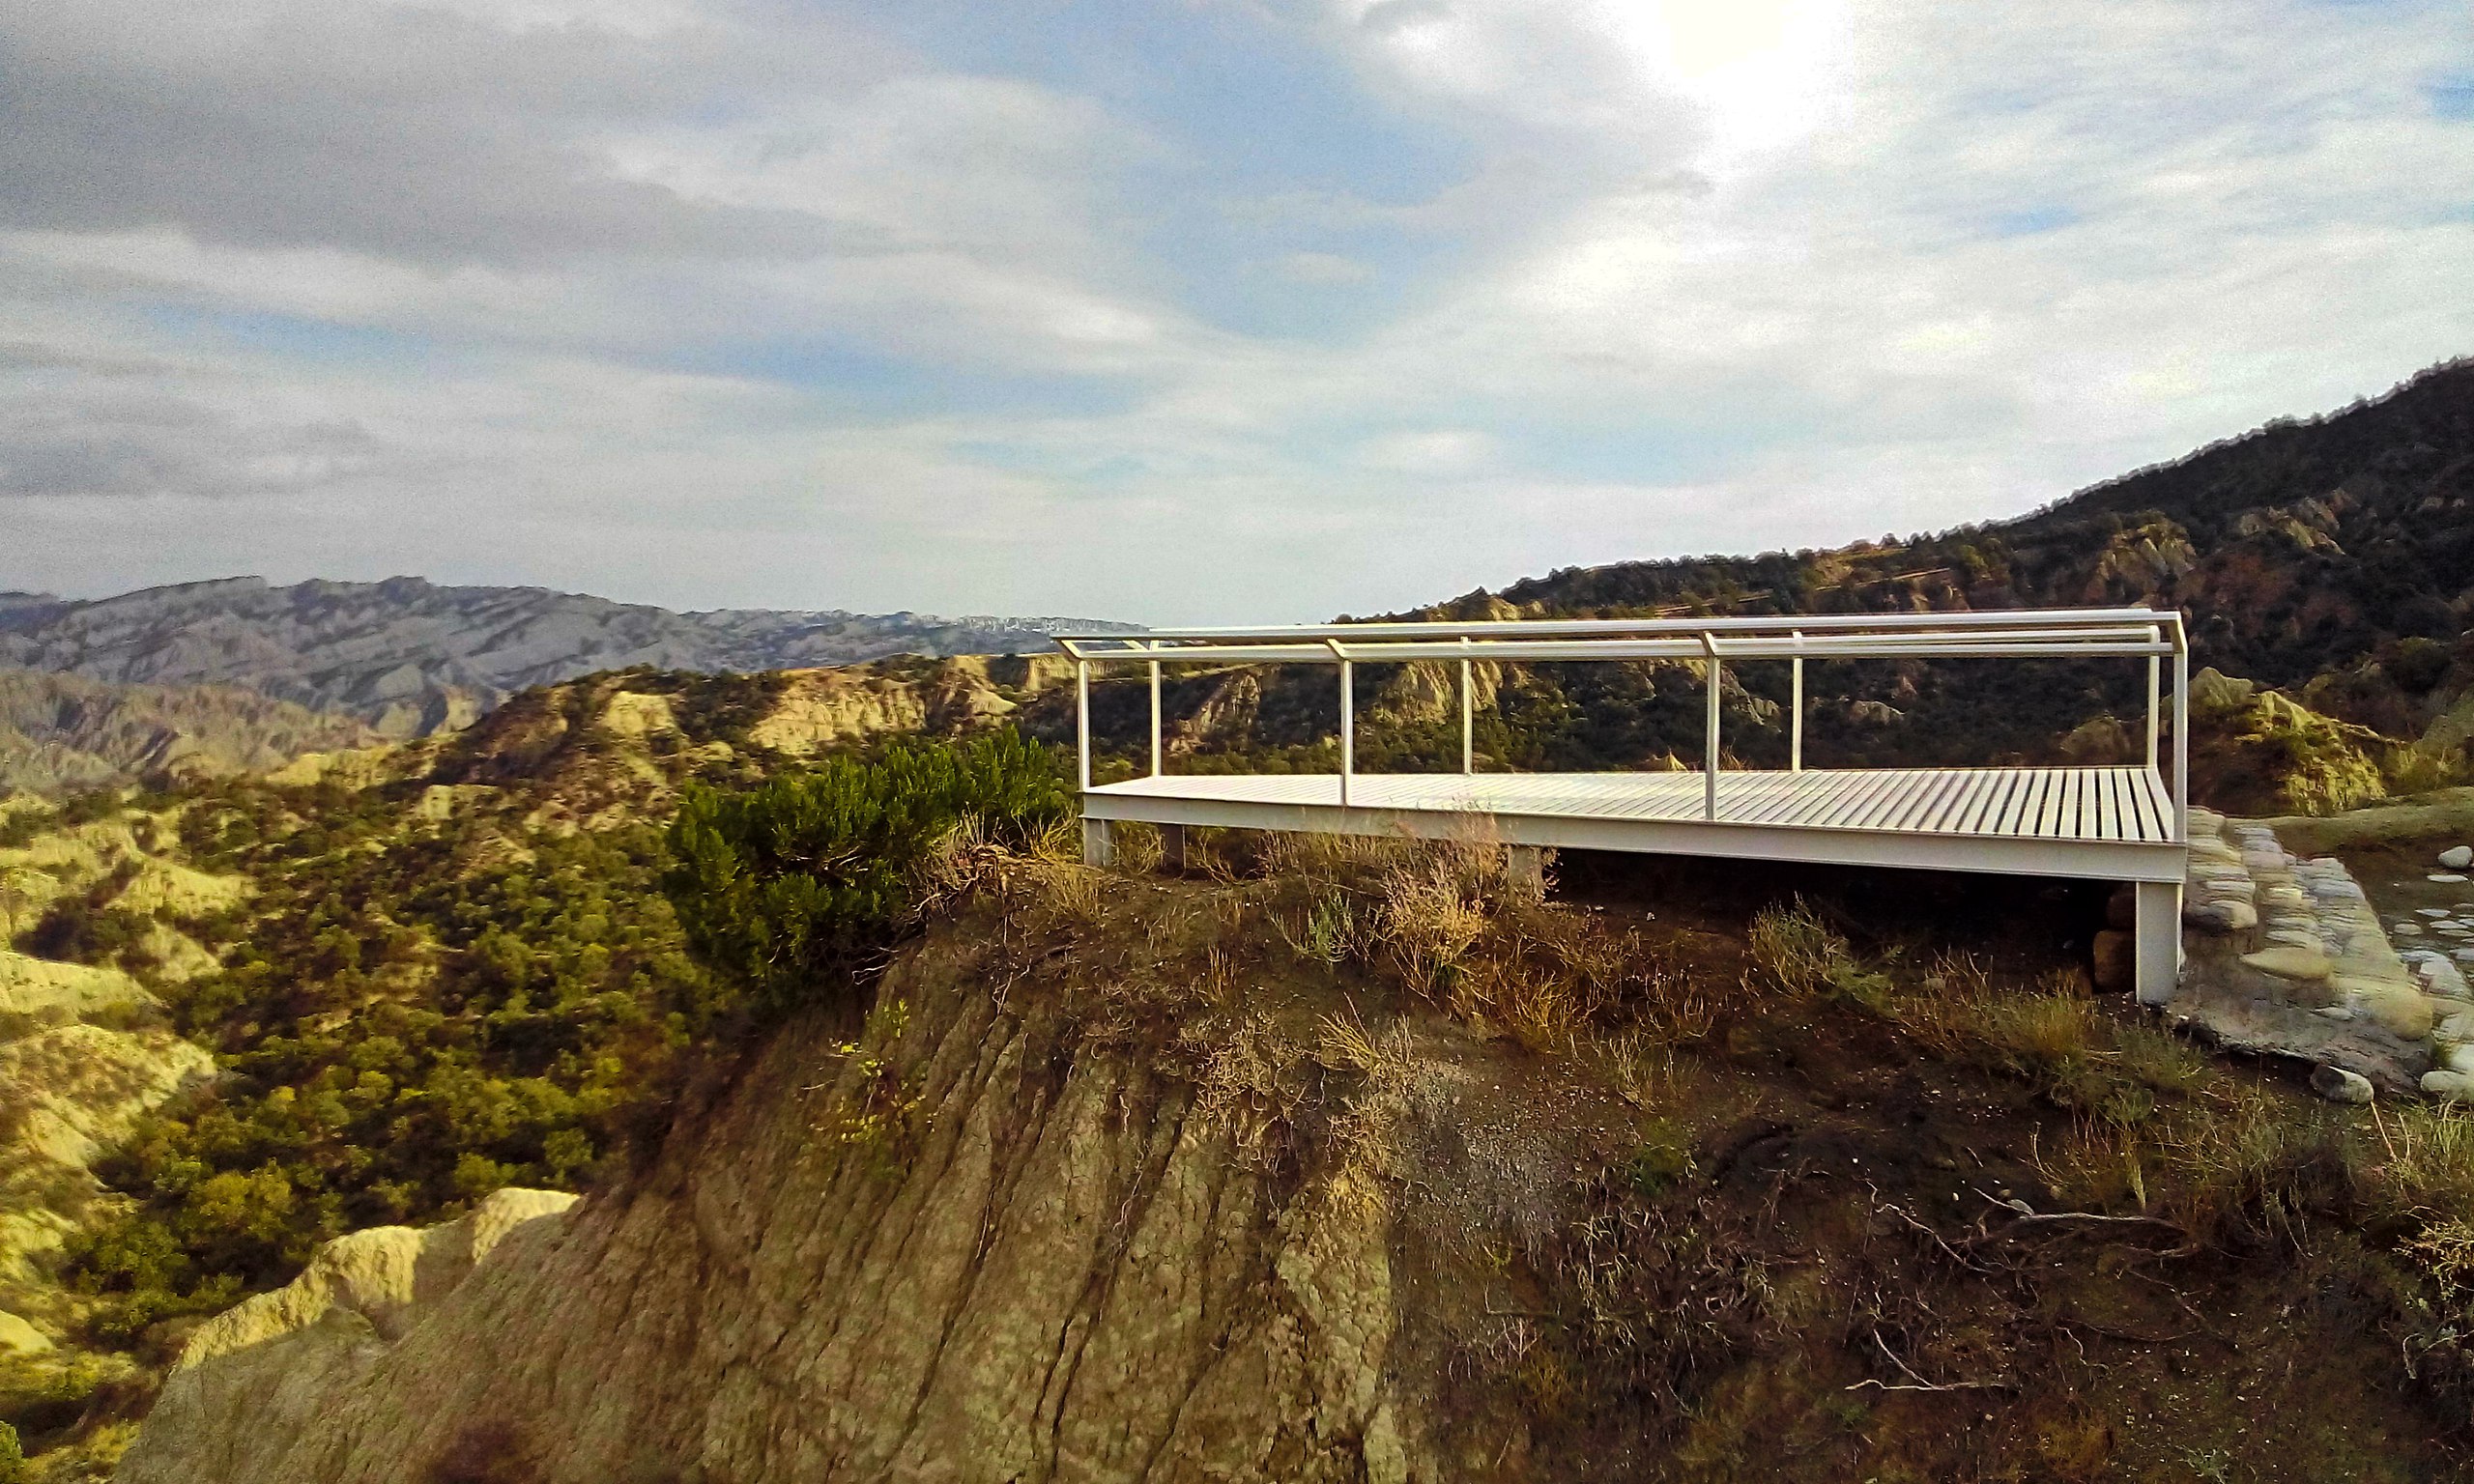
[1076,792,2190,883]
[1055,607,2178,642]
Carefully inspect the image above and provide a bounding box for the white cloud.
[0,0,2467,624]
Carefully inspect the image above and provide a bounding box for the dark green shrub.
[662,728,1067,1011]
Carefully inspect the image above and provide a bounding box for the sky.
[2,0,2470,623]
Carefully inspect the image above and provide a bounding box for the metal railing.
[1055,607,2191,841]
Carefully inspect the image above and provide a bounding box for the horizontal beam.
[1078,791,2190,883]
[1059,635,2175,664]
[1053,607,2179,644]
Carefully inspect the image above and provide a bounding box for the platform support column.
[1082,817,1114,869]
[1158,822,1187,872]
[1506,844,1545,897]
[2133,878,2182,1006]
[1149,656,1163,777]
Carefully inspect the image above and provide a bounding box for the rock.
[2092,930,2135,992]
[2434,874,2470,885]
[2105,886,2137,930]
[2360,986,2436,1041]
[0,1311,52,1355]
[2183,899,2258,933]
[2242,947,2332,982]
[2311,1065,2375,1104]
[2441,845,2472,870]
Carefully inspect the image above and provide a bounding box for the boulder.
[2441,845,2472,870]
[2241,947,2332,982]
[2311,1065,2375,1105]
[0,1310,51,1355]
[2091,931,2135,993]
[2425,1070,2474,1101]
[2183,899,2258,933]
[2360,986,2436,1041]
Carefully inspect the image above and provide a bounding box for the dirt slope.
[110,848,2474,1483]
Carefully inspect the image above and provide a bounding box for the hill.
[97,785,2474,1483]
[1037,362,2471,817]
[1492,358,2474,741]
[0,669,381,800]
[0,576,1129,740]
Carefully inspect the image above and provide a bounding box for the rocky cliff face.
[0,577,1130,740]
[97,843,2474,1482]
[117,913,1414,1484]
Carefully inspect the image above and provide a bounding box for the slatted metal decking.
[1080,766,2187,883]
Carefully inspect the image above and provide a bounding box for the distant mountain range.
[5,360,2467,806]
[0,577,1131,740]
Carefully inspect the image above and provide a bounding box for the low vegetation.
[876,825,2474,1476]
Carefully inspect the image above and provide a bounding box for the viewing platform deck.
[1080,764,2184,884]
[1056,607,2193,999]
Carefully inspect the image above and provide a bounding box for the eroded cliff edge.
[118,901,1416,1484]
[112,849,2474,1482]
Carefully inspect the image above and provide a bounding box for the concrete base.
[1081,817,1114,869]
[2133,878,2182,1005]
[1506,844,1546,896]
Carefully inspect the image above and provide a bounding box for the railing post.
[1339,657,1354,807]
[1149,652,1163,778]
[1459,649,1474,775]
[2172,622,2189,842]
[1790,630,1804,774]
[2145,648,2160,771]
[1702,633,1720,821]
[1076,658,1091,792]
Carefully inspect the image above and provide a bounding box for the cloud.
[0,0,2467,622]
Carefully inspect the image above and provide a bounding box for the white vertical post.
[2172,626,2189,842]
[1148,655,1163,777]
[1338,658,1354,807]
[1076,658,1091,792]
[2134,878,2183,1004]
[1702,634,1720,821]
[1790,631,1804,774]
[2144,652,2160,771]
[1459,654,1474,775]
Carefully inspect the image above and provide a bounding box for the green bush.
[663,728,1067,1011]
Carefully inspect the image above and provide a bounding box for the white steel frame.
[1057,607,2192,1001]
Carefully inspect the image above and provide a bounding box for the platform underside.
[1081,766,2188,883]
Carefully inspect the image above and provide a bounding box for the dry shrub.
[1597,1029,1714,1117]
[1748,900,1847,995]
[1379,859,1489,993]
[1109,819,1165,873]
[1191,1012,1309,1152]
[1023,860,1104,926]
[1316,1010,1428,1201]
[1276,888,1367,964]
[1747,899,1892,1010]
[2148,1087,2360,1247]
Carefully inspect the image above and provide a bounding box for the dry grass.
[1378,859,1489,993]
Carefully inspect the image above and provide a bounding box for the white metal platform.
[1080,765,2184,883]
[1055,608,2193,1000]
